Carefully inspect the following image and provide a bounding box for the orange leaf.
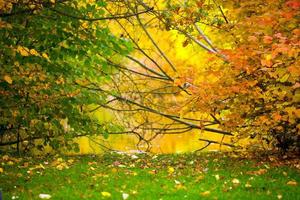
[261,59,272,67]
[263,36,273,44]
[273,113,282,121]
[248,36,258,42]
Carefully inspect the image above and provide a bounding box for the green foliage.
[0,0,130,152]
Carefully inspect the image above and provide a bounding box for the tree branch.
[50,7,154,21]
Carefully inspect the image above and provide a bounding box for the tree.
[132,0,299,152]
[0,0,150,152]
[87,0,299,152]
[2,0,297,154]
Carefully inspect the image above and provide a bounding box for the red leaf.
[286,1,300,9]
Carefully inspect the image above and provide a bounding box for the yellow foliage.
[17,46,30,56]
[29,48,39,56]
[101,192,111,198]
[3,75,13,84]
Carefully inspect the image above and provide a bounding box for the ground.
[0,152,299,200]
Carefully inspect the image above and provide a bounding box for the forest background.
[0,0,299,155]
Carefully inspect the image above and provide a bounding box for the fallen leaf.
[132,190,137,195]
[175,184,186,190]
[282,171,288,176]
[148,169,157,175]
[200,191,210,196]
[88,161,97,165]
[101,191,111,198]
[246,168,267,175]
[90,167,95,171]
[39,164,45,169]
[122,193,129,200]
[7,161,14,165]
[232,178,240,184]
[287,180,297,186]
[195,175,204,182]
[111,168,118,173]
[245,182,252,188]
[0,167,3,173]
[2,155,9,161]
[131,171,137,176]
[168,166,175,174]
[56,165,64,170]
[67,159,74,164]
[21,162,29,168]
[39,194,51,199]
[277,194,282,199]
[55,163,69,170]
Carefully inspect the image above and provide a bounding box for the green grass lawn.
[0,152,299,200]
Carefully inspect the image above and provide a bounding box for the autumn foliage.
[0,0,299,154]
[177,0,300,151]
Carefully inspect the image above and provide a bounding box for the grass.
[0,152,299,200]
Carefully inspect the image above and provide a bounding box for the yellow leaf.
[232,178,240,184]
[17,46,30,56]
[279,73,290,83]
[132,172,138,176]
[287,180,297,186]
[39,164,45,169]
[265,54,272,61]
[245,182,252,188]
[3,75,13,84]
[200,191,210,196]
[7,161,14,165]
[29,49,39,56]
[168,166,175,174]
[195,175,204,182]
[0,167,3,173]
[56,164,64,170]
[246,168,267,175]
[2,155,9,160]
[81,22,89,29]
[50,0,55,3]
[67,159,74,164]
[148,169,157,175]
[175,184,186,190]
[90,166,95,171]
[42,53,50,60]
[101,191,111,197]
[283,171,288,176]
